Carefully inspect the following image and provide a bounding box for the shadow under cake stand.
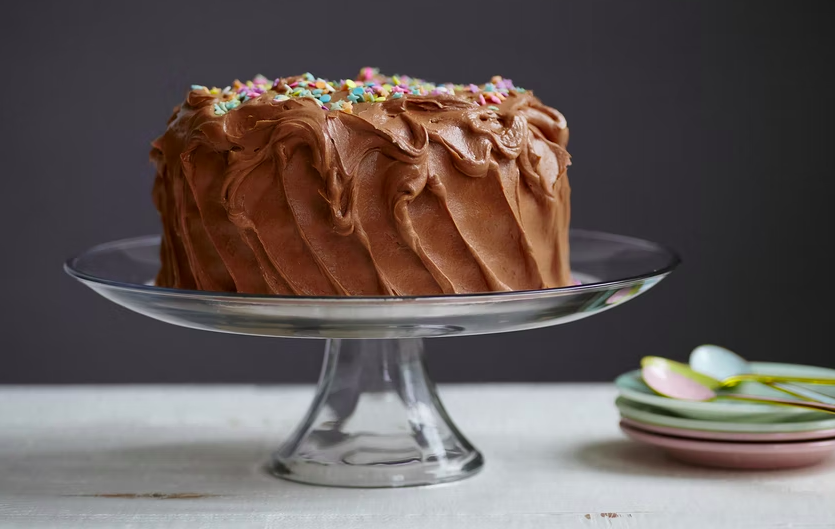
[64,229,680,488]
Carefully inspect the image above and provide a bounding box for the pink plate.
[620,417,835,442]
[620,422,835,469]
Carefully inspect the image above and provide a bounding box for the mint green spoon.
[689,345,835,405]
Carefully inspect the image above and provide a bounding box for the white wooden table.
[1,384,833,528]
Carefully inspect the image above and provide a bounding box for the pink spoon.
[641,364,835,415]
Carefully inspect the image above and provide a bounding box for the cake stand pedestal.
[65,229,679,488]
[273,337,481,487]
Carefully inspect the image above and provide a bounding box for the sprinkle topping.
[189,67,527,116]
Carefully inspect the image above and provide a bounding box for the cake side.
[152,68,571,295]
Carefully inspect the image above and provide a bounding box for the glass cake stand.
[64,229,679,488]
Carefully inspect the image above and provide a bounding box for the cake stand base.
[271,338,483,487]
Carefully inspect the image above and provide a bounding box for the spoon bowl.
[641,356,720,389]
[641,364,718,401]
[690,345,749,382]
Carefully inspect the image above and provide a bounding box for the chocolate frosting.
[152,70,572,295]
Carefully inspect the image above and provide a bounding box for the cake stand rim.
[64,228,681,304]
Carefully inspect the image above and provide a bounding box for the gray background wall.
[1,1,833,383]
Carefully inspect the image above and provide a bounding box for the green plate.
[616,397,835,433]
[614,362,835,421]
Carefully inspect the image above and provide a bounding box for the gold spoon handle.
[766,382,835,405]
[720,394,835,414]
[725,374,835,385]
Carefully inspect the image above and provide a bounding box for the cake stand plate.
[65,229,679,487]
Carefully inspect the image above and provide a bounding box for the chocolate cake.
[152,68,571,295]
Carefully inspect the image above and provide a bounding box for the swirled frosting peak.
[153,68,572,295]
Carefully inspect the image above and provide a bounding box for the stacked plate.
[615,362,835,469]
